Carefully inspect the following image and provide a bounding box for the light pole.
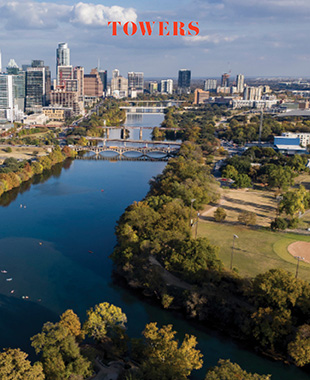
[295,256,304,279]
[189,199,196,227]
[195,212,200,239]
[230,234,239,270]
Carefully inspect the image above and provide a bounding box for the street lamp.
[295,256,304,279]
[230,234,239,270]
[189,198,196,227]
[195,212,200,239]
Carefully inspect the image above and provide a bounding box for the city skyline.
[0,0,309,77]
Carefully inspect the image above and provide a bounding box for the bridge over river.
[73,140,181,158]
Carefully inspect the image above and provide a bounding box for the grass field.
[197,220,310,280]
[0,146,48,163]
[202,187,278,227]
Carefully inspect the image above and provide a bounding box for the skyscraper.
[98,70,107,92]
[57,65,73,87]
[25,60,51,111]
[178,69,191,93]
[128,72,144,94]
[160,79,173,94]
[204,79,217,91]
[112,69,120,79]
[221,73,230,87]
[84,68,103,97]
[236,74,244,93]
[56,43,70,84]
[7,59,20,75]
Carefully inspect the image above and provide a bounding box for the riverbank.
[0,146,76,198]
[110,141,310,373]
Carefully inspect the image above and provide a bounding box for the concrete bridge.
[72,144,180,158]
[120,106,166,114]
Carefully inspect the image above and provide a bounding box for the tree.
[270,217,287,231]
[288,324,310,367]
[222,165,238,180]
[0,348,45,380]
[205,359,271,380]
[214,207,227,222]
[252,269,304,310]
[83,302,127,342]
[140,322,203,380]
[234,174,252,188]
[251,307,292,350]
[266,165,295,190]
[238,211,256,226]
[279,186,310,217]
[31,322,92,380]
[59,309,84,341]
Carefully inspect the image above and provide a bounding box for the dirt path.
[149,256,192,290]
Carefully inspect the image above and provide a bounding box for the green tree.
[0,348,45,380]
[238,211,256,226]
[270,217,287,231]
[288,324,310,367]
[83,302,127,342]
[140,322,203,380]
[59,309,84,341]
[205,359,271,380]
[222,165,238,180]
[279,186,310,217]
[31,322,92,380]
[234,173,252,188]
[214,207,227,222]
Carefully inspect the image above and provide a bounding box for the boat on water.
[6,278,12,281]
[1,270,7,273]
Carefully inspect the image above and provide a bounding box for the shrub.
[270,217,288,231]
[214,207,227,222]
[238,211,256,226]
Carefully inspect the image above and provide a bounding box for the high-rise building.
[243,86,262,101]
[111,76,128,98]
[160,79,173,94]
[73,66,84,97]
[50,88,84,116]
[128,72,144,94]
[149,82,158,94]
[57,65,73,87]
[25,60,51,111]
[0,74,25,121]
[56,43,70,83]
[98,70,107,92]
[0,74,13,117]
[236,74,244,93]
[13,72,26,112]
[204,79,217,91]
[221,73,230,88]
[7,59,20,75]
[112,69,120,79]
[84,68,103,97]
[178,69,191,93]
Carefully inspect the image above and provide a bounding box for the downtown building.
[111,69,128,98]
[236,74,245,93]
[178,69,191,94]
[25,60,51,113]
[204,79,217,91]
[160,79,173,94]
[128,72,144,97]
[56,43,70,85]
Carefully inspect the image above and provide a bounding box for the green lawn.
[197,220,310,280]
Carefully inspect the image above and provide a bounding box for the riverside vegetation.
[0,303,271,380]
[111,105,310,374]
[0,146,76,198]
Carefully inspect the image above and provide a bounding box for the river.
[0,112,308,379]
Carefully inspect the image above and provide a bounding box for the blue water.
[0,159,308,380]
